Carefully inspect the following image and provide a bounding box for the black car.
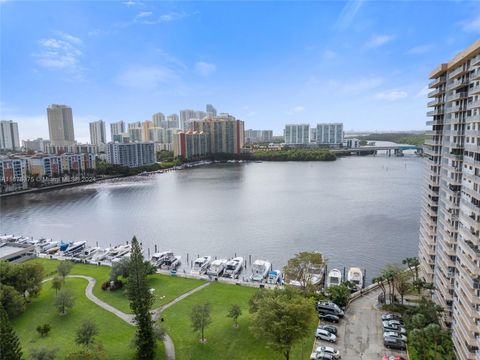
[381,313,403,322]
[318,325,337,335]
[319,313,340,323]
[384,337,406,351]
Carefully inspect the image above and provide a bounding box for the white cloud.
[323,49,337,60]
[406,44,433,55]
[195,61,216,76]
[365,34,394,48]
[33,33,85,79]
[375,89,407,101]
[136,11,152,19]
[293,106,305,113]
[115,65,180,91]
[461,14,480,33]
[328,77,383,93]
[335,0,364,30]
[123,0,141,6]
[135,11,190,25]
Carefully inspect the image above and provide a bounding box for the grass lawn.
[12,277,164,359]
[161,283,316,360]
[29,258,206,313]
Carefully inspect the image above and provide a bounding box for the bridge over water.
[334,145,423,156]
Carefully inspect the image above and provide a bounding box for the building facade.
[0,120,20,151]
[89,120,106,147]
[29,153,96,177]
[316,123,344,147]
[152,112,165,127]
[22,138,50,152]
[206,104,217,117]
[0,157,28,191]
[284,124,310,145]
[245,129,273,144]
[47,104,75,146]
[106,142,155,168]
[179,109,196,131]
[167,114,179,129]
[418,40,480,360]
[110,121,125,141]
[173,130,209,160]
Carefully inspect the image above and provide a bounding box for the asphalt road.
[313,289,407,360]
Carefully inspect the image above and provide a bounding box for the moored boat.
[266,270,283,285]
[250,259,271,282]
[223,257,243,279]
[327,268,343,288]
[206,259,227,277]
[191,256,212,275]
[347,267,363,291]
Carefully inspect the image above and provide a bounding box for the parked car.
[316,301,345,318]
[384,337,407,351]
[318,324,338,335]
[315,328,337,343]
[381,313,403,322]
[382,356,406,360]
[383,331,408,342]
[319,313,340,323]
[384,319,403,327]
[382,322,406,334]
[315,345,341,359]
[310,352,335,360]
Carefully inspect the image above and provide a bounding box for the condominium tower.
[110,121,125,141]
[0,120,20,150]
[47,104,75,146]
[418,40,480,360]
[89,120,106,146]
[284,124,310,145]
[316,123,344,147]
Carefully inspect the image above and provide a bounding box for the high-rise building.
[106,142,155,168]
[195,111,207,120]
[128,127,142,142]
[167,114,179,129]
[418,40,480,360]
[22,138,50,152]
[173,130,209,160]
[284,124,310,145]
[89,120,106,147]
[244,129,273,143]
[316,123,344,147]
[110,121,125,141]
[148,127,166,143]
[152,112,165,127]
[47,104,75,146]
[206,104,217,117]
[310,128,317,143]
[0,120,20,150]
[141,120,154,142]
[179,109,196,130]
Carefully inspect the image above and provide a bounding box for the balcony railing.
[467,100,480,110]
[472,54,480,67]
[429,76,447,88]
[449,65,467,79]
[449,91,468,101]
[470,83,480,95]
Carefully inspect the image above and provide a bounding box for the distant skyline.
[1,0,480,142]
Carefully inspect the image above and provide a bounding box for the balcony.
[472,54,480,67]
[429,76,447,88]
[448,78,469,91]
[470,83,480,95]
[467,99,480,110]
[446,104,467,113]
[449,65,468,79]
[428,88,444,97]
[472,68,480,81]
[449,91,468,101]
[427,109,444,116]
[427,98,445,107]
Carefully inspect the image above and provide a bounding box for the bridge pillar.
[388,149,391,157]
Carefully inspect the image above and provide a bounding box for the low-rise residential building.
[0,157,28,191]
[316,123,344,147]
[344,138,360,148]
[173,130,209,160]
[46,143,98,155]
[284,124,310,145]
[106,142,155,168]
[22,138,50,152]
[29,153,96,177]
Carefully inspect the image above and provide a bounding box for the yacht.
[160,254,181,270]
[91,247,114,262]
[63,241,87,256]
[151,251,173,267]
[347,267,364,291]
[250,259,271,282]
[267,270,283,285]
[39,240,59,252]
[327,268,343,288]
[223,257,243,279]
[206,259,227,277]
[108,244,131,260]
[81,247,101,259]
[191,256,212,275]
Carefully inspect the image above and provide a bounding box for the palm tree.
[402,257,420,281]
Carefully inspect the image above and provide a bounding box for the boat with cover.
[63,241,87,256]
[151,251,173,267]
[160,254,181,270]
[191,256,212,275]
[327,268,343,288]
[223,257,244,278]
[250,259,271,282]
[206,259,227,277]
[267,270,283,285]
[347,267,363,291]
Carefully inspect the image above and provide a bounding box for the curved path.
[44,275,211,360]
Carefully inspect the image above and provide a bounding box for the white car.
[382,321,407,334]
[315,345,341,359]
[310,352,334,360]
[315,328,337,343]
[383,331,408,343]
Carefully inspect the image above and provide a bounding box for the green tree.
[381,265,401,304]
[109,257,130,282]
[283,251,325,295]
[13,262,44,300]
[0,305,23,360]
[126,236,155,359]
[75,320,99,347]
[30,347,57,360]
[57,261,73,279]
[51,276,63,294]
[55,288,75,315]
[250,287,315,360]
[36,323,51,337]
[394,272,411,304]
[227,304,242,328]
[190,302,211,343]
[0,284,26,319]
[402,257,420,281]
[326,284,351,307]
[372,276,386,303]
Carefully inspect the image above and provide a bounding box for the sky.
[1,0,480,142]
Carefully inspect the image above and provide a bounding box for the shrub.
[36,324,51,337]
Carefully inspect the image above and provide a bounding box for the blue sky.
[1,0,480,142]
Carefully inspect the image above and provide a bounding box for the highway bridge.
[333,145,423,156]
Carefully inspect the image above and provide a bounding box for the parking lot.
[313,289,407,359]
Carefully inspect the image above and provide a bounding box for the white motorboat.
[160,254,181,270]
[250,259,271,282]
[63,241,87,256]
[0,235,15,242]
[206,259,227,277]
[151,251,173,267]
[327,268,343,288]
[347,267,363,291]
[40,240,58,252]
[108,244,131,260]
[191,256,212,275]
[267,270,283,285]
[81,247,101,259]
[223,257,244,279]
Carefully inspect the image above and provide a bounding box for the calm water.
[0,154,424,283]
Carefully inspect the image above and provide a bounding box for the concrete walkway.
[44,275,211,360]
